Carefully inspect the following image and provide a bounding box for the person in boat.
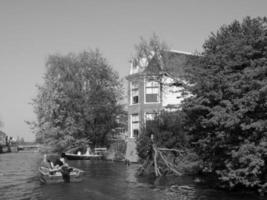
[54,153,72,183]
[40,154,57,174]
[40,154,53,169]
[84,146,92,155]
[54,154,68,169]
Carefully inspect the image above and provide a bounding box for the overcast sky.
[0,0,266,141]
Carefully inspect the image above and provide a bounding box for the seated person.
[54,154,68,168]
[40,154,53,169]
[54,154,72,183]
[84,147,92,155]
[40,154,57,174]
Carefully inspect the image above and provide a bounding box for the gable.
[144,51,193,77]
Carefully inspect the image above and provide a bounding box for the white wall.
[161,76,186,107]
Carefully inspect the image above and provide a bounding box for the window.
[131,114,139,138]
[131,81,139,104]
[145,79,159,103]
[132,114,139,122]
[133,130,139,138]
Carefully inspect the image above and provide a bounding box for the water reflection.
[0,153,263,200]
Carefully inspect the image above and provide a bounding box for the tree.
[132,34,168,68]
[136,110,200,176]
[137,111,186,159]
[31,50,124,152]
[183,17,267,192]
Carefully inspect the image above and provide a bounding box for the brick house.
[125,50,193,162]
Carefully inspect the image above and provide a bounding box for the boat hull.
[63,153,103,160]
[39,167,84,184]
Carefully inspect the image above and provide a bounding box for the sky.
[0,0,266,141]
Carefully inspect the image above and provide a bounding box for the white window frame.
[130,81,139,105]
[131,114,139,138]
[144,77,160,104]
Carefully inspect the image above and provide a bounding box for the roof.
[144,50,194,77]
[126,50,195,80]
[169,50,193,55]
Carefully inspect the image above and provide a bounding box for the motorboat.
[63,152,103,160]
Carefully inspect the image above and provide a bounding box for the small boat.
[63,152,103,160]
[39,167,84,184]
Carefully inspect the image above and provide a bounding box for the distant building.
[0,130,7,145]
[125,50,193,162]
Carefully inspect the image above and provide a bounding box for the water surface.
[0,153,262,200]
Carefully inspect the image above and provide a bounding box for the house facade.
[125,50,192,162]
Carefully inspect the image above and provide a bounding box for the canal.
[0,153,263,200]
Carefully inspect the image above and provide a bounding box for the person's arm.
[50,162,54,169]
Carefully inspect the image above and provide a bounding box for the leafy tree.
[31,50,123,151]
[136,111,201,176]
[133,34,168,64]
[137,111,186,159]
[183,17,267,191]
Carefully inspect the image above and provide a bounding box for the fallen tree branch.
[158,150,182,176]
[153,145,162,176]
[158,147,184,153]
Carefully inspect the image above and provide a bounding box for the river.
[0,152,263,200]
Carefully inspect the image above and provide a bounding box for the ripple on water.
[0,153,263,200]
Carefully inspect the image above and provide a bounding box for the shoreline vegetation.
[30,16,267,196]
[136,17,267,195]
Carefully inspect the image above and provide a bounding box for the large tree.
[32,50,123,151]
[183,17,267,191]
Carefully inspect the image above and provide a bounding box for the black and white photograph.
[0,0,266,199]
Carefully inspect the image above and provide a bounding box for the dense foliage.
[132,34,168,64]
[183,17,267,191]
[31,50,123,151]
[137,111,186,160]
[136,111,201,176]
